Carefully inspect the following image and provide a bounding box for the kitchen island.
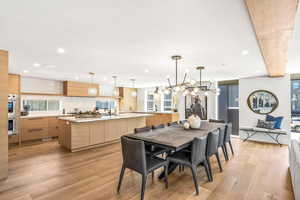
[58,113,151,152]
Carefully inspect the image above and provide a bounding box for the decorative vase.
[183,122,190,130]
[188,114,201,129]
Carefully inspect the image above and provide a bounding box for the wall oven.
[8,94,18,135]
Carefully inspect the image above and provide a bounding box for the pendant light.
[112,75,118,96]
[130,78,137,97]
[88,72,98,96]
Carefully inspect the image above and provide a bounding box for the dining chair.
[134,127,152,134]
[206,129,222,181]
[152,124,165,129]
[167,136,210,195]
[117,136,169,200]
[224,123,234,158]
[167,121,179,126]
[217,124,229,161]
[209,119,225,123]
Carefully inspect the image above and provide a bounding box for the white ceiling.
[1,0,297,88]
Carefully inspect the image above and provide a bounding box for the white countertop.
[58,113,152,123]
[20,113,73,119]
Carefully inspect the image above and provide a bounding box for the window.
[96,100,115,109]
[291,80,300,117]
[163,93,172,111]
[147,93,154,111]
[23,100,60,111]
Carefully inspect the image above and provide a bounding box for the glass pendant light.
[130,78,137,97]
[88,72,98,96]
[112,75,118,96]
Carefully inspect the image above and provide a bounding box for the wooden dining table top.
[125,121,224,150]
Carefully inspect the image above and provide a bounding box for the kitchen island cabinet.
[58,114,150,152]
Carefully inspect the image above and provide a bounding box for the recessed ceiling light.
[256,70,262,73]
[57,48,65,54]
[145,69,149,73]
[23,70,29,73]
[33,62,40,67]
[75,76,79,80]
[241,50,249,55]
[103,76,107,81]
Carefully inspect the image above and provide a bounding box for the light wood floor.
[0,138,294,200]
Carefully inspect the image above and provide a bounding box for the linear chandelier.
[162,55,219,96]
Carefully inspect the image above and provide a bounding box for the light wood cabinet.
[119,87,137,112]
[59,116,146,152]
[145,113,179,127]
[63,81,99,97]
[8,74,20,94]
[21,116,64,142]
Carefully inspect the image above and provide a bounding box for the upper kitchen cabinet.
[8,74,20,94]
[119,87,137,112]
[63,81,99,97]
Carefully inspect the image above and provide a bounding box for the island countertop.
[58,113,152,123]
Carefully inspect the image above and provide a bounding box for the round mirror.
[247,90,278,115]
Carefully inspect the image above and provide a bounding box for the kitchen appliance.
[8,94,18,135]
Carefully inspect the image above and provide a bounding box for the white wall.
[239,75,291,144]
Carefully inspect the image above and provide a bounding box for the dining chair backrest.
[168,121,179,126]
[152,124,165,129]
[134,127,151,134]
[224,123,233,142]
[218,125,226,147]
[209,119,225,123]
[206,129,220,157]
[120,136,147,174]
[191,136,207,164]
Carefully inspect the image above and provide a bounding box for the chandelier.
[163,55,219,96]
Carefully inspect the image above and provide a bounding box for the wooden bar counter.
[58,113,150,152]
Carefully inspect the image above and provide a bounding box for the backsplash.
[21,95,119,114]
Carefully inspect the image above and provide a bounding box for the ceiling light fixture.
[87,72,98,96]
[57,48,65,54]
[130,78,137,97]
[164,55,216,96]
[241,50,249,55]
[145,69,149,73]
[112,75,118,96]
[33,62,40,67]
[75,76,79,80]
[23,70,29,74]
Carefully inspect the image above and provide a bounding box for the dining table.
[125,121,224,179]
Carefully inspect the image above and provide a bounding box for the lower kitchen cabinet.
[21,116,64,142]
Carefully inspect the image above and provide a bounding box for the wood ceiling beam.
[245,0,299,77]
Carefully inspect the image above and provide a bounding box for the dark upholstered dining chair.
[206,129,222,181]
[117,136,169,200]
[217,124,229,161]
[167,136,210,195]
[224,123,234,158]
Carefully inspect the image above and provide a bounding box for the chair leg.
[117,165,125,193]
[190,165,199,195]
[141,174,147,200]
[164,165,168,189]
[229,140,234,155]
[206,157,213,182]
[224,143,229,159]
[222,146,229,161]
[215,152,223,172]
[203,160,211,182]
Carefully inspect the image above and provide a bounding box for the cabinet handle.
[28,128,43,132]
